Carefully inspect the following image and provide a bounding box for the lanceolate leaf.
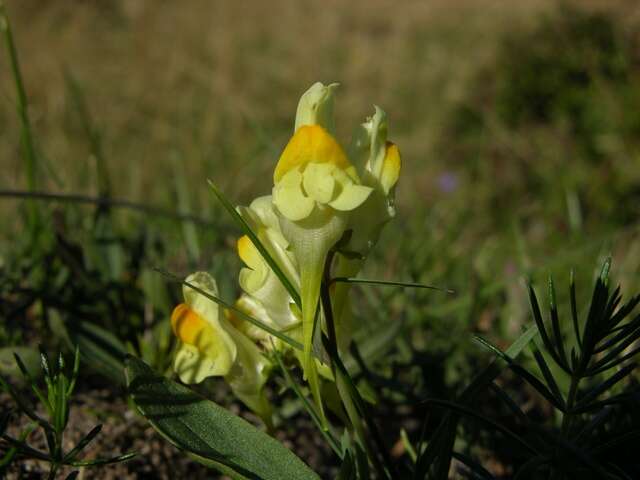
[125,356,319,480]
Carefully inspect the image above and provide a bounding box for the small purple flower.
[437,172,458,193]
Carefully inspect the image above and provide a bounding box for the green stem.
[319,256,393,480]
[298,252,326,424]
[47,463,59,480]
[561,375,581,437]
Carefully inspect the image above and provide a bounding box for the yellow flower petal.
[171,303,235,378]
[380,142,401,195]
[328,183,373,211]
[173,272,239,381]
[274,125,350,182]
[302,163,336,204]
[174,344,223,384]
[273,178,315,221]
[294,82,339,134]
[171,303,207,345]
[237,235,263,271]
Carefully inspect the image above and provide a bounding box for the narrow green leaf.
[336,451,357,480]
[12,352,50,416]
[600,257,612,284]
[589,325,640,373]
[0,347,40,380]
[569,270,583,349]
[451,451,495,479]
[64,69,110,197]
[528,284,570,373]
[208,180,301,307]
[125,356,319,480]
[569,390,639,414]
[1,434,51,462]
[574,407,614,443]
[67,452,137,467]
[475,336,565,411]
[354,443,371,480]
[548,276,568,368]
[582,273,610,355]
[603,294,640,333]
[573,363,637,411]
[345,319,403,374]
[414,324,538,480]
[66,346,80,396]
[513,456,550,480]
[422,399,538,454]
[589,429,640,456]
[63,425,102,463]
[321,336,394,480]
[594,314,640,354]
[400,429,417,463]
[488,383,528,424]
[588,344,640,376]
[0,375,53,433]
[531,346,565,409]
[0,445,18,469]
[331,277,454,294]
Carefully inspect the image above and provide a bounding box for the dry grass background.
[1,0,563,208]
[3,0,639,295]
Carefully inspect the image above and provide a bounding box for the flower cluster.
[170,82,401,420]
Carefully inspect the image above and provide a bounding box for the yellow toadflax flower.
[234,195,300,346]
[332,107,402,329]
[171,271,271,419]
[271,82,373,416]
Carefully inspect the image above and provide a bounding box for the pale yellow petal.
[273,182,315,221]
[274,125,350,182]
[174,343,225,384]
[178,272,238,375]
[294,82,339,134]
[171,304,235,377]
[302,163,336,204]
[237,235,263,271]
[328,183,373,211]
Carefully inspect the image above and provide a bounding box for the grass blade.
[331,277,454,294]
[421,399,538,454]
[414,324,538,479]
[0,2,40,234]
[64,69,110,197]
[208,180,301,308]
[474,336,566,411]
